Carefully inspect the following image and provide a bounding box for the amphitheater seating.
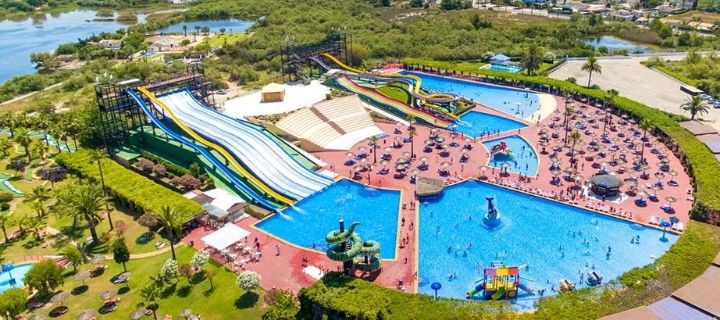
[276,95,382,151]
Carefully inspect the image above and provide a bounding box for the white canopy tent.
[200,223,250,251]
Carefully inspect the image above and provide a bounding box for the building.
[261,83,286,103]
[98,39,122,50]
[148,38,174,53]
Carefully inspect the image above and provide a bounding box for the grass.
[670,11,720,24]
[205,32,250,47]
[377,82,412,104]
[25,246,266,320]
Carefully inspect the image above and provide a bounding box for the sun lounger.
[648,216,659,225]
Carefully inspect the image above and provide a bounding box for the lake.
[584,36,652,54]
[0,10,149,84]
[156,19,252,34]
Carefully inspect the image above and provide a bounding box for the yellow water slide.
[136,87,295,206]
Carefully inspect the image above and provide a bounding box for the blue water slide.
[127,89,282,210]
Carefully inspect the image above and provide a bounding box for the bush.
[56,150,202,223]
[0,192,12,202]
[136,158,155,172]
[152,163,167,176]
[37,165,68,183]
[263,289,299,320]
[172,174,202,190]
[0,202,9,211]
[0,288,28,319]
[24,259,64,295]
[566,77,577,84]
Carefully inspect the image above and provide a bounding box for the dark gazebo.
[590,174,623,196]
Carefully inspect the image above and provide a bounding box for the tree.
[563,105,575,144]
[61,245,83,272]
[521,44,544,75]
[581,56,602,87]
[111,236,130,272]
[0,112,18,138]
[25,185,51,217]
[0,214,13,243]
[24,214,46,240]
[638,119,653,164]
[569,131,581,162]
[682,96,709,120]
[13,128,33,162]
[160,258,179,280]
[31,140,48,161]
[157,205,182,260]
[369,135,378,164]
[140,282,162,320]
[55,181,106,243]
[0,137,12,158]
[191,250,210,271]
[408,127,416,159]
[236,271,261,291]
[88,149,113,229]
[262,289,298,320]
[179,264,194,282]
[219,27,226,34]
[24,259,64,296]
[0,288,28,320]
[604,89,618,133]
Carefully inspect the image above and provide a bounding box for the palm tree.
[408,128,417,159]
[140,283,162,320]
[603,89,618,133]
[13,128,33,162]
[0,137,11,158]
[682,96,709,120]
[31,140,48,161]
[369,135,378,164]
[25,214,46,240]
[49,122,68,153]
[563,105,575,145]
[569,131,581,162]
[0,214,13,243]
[0,112,18,137]
[14,214,27,235]
[581,56,602,87]
[32,114,51,147]
[56,182,106,243]
[157,205,181,261]
[638,119,653,164]
[88,149,113,229]
[521,44,544,76]
[25,185,51,217]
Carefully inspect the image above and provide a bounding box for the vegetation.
[24,259,65,296]
[581,56,602,88]
[645,53,720,98]
[56,150,203,223]
[0,288,28,319]
[682,96,710,120]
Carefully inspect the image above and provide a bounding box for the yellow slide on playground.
[136,87,296,206]
[321,53,456,103]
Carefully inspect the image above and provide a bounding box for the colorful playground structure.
[466,262,533,300]
[490,141,512,157]
[325,220,382,274]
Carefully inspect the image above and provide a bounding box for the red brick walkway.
[182,91,692,295]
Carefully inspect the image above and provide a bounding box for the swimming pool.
[256,179,401,259]
[454,111,527,138]
[402,71,540,118]
[0,263,33,292]
[489,64,522,73]
[418,181,677,310]
[483,135,538,176]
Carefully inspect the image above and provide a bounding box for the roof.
[672,266,720,317]
[591,174,622,189]
[200,223,250,251]
[490,54,510,62]
[416,176,445,197]
[261,83,285,94]
[679,121,717,136]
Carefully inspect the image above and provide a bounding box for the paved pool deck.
[181,88,693,300]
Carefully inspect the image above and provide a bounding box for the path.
[0,81,64,106]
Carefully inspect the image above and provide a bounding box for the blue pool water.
[0,264,33,292]
[454,111,527,138]
[418,181,677,310]
[584,36,652,54]
[403,71,539,118]
[483,135,538,176]
[157,19,252,34]
[256,179,401,259]
[489,64,522,73]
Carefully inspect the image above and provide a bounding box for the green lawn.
[26,246,266,320]
[206,32,250,47]
[377,82,412,104]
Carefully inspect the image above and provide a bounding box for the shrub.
[56,150,202,223]
[236,271,261,291]
[136,158,155,172]
[0,203,9,211]
[263,289,299,320]
[0,192,12,202]
[138,212,160,228]
[24,259,64,295]
[152,163,167,176]
[8,159,27,172]
[566,77,577,84]
[0,288,28,319]
[161,258,179,280]
[172,174,202,190]
[37,165,67,183]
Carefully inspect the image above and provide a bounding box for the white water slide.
[157,91,333,200]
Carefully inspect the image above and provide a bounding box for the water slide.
[152,90,333,201]
[128,89,282,210]
[490,287,506,300]
[309,56,332,72]
[320,53,458,105]
[335,75,452,128]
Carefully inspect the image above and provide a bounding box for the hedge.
[402,58,720,214]
[298,221,720,319]
[56,150,203,223]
